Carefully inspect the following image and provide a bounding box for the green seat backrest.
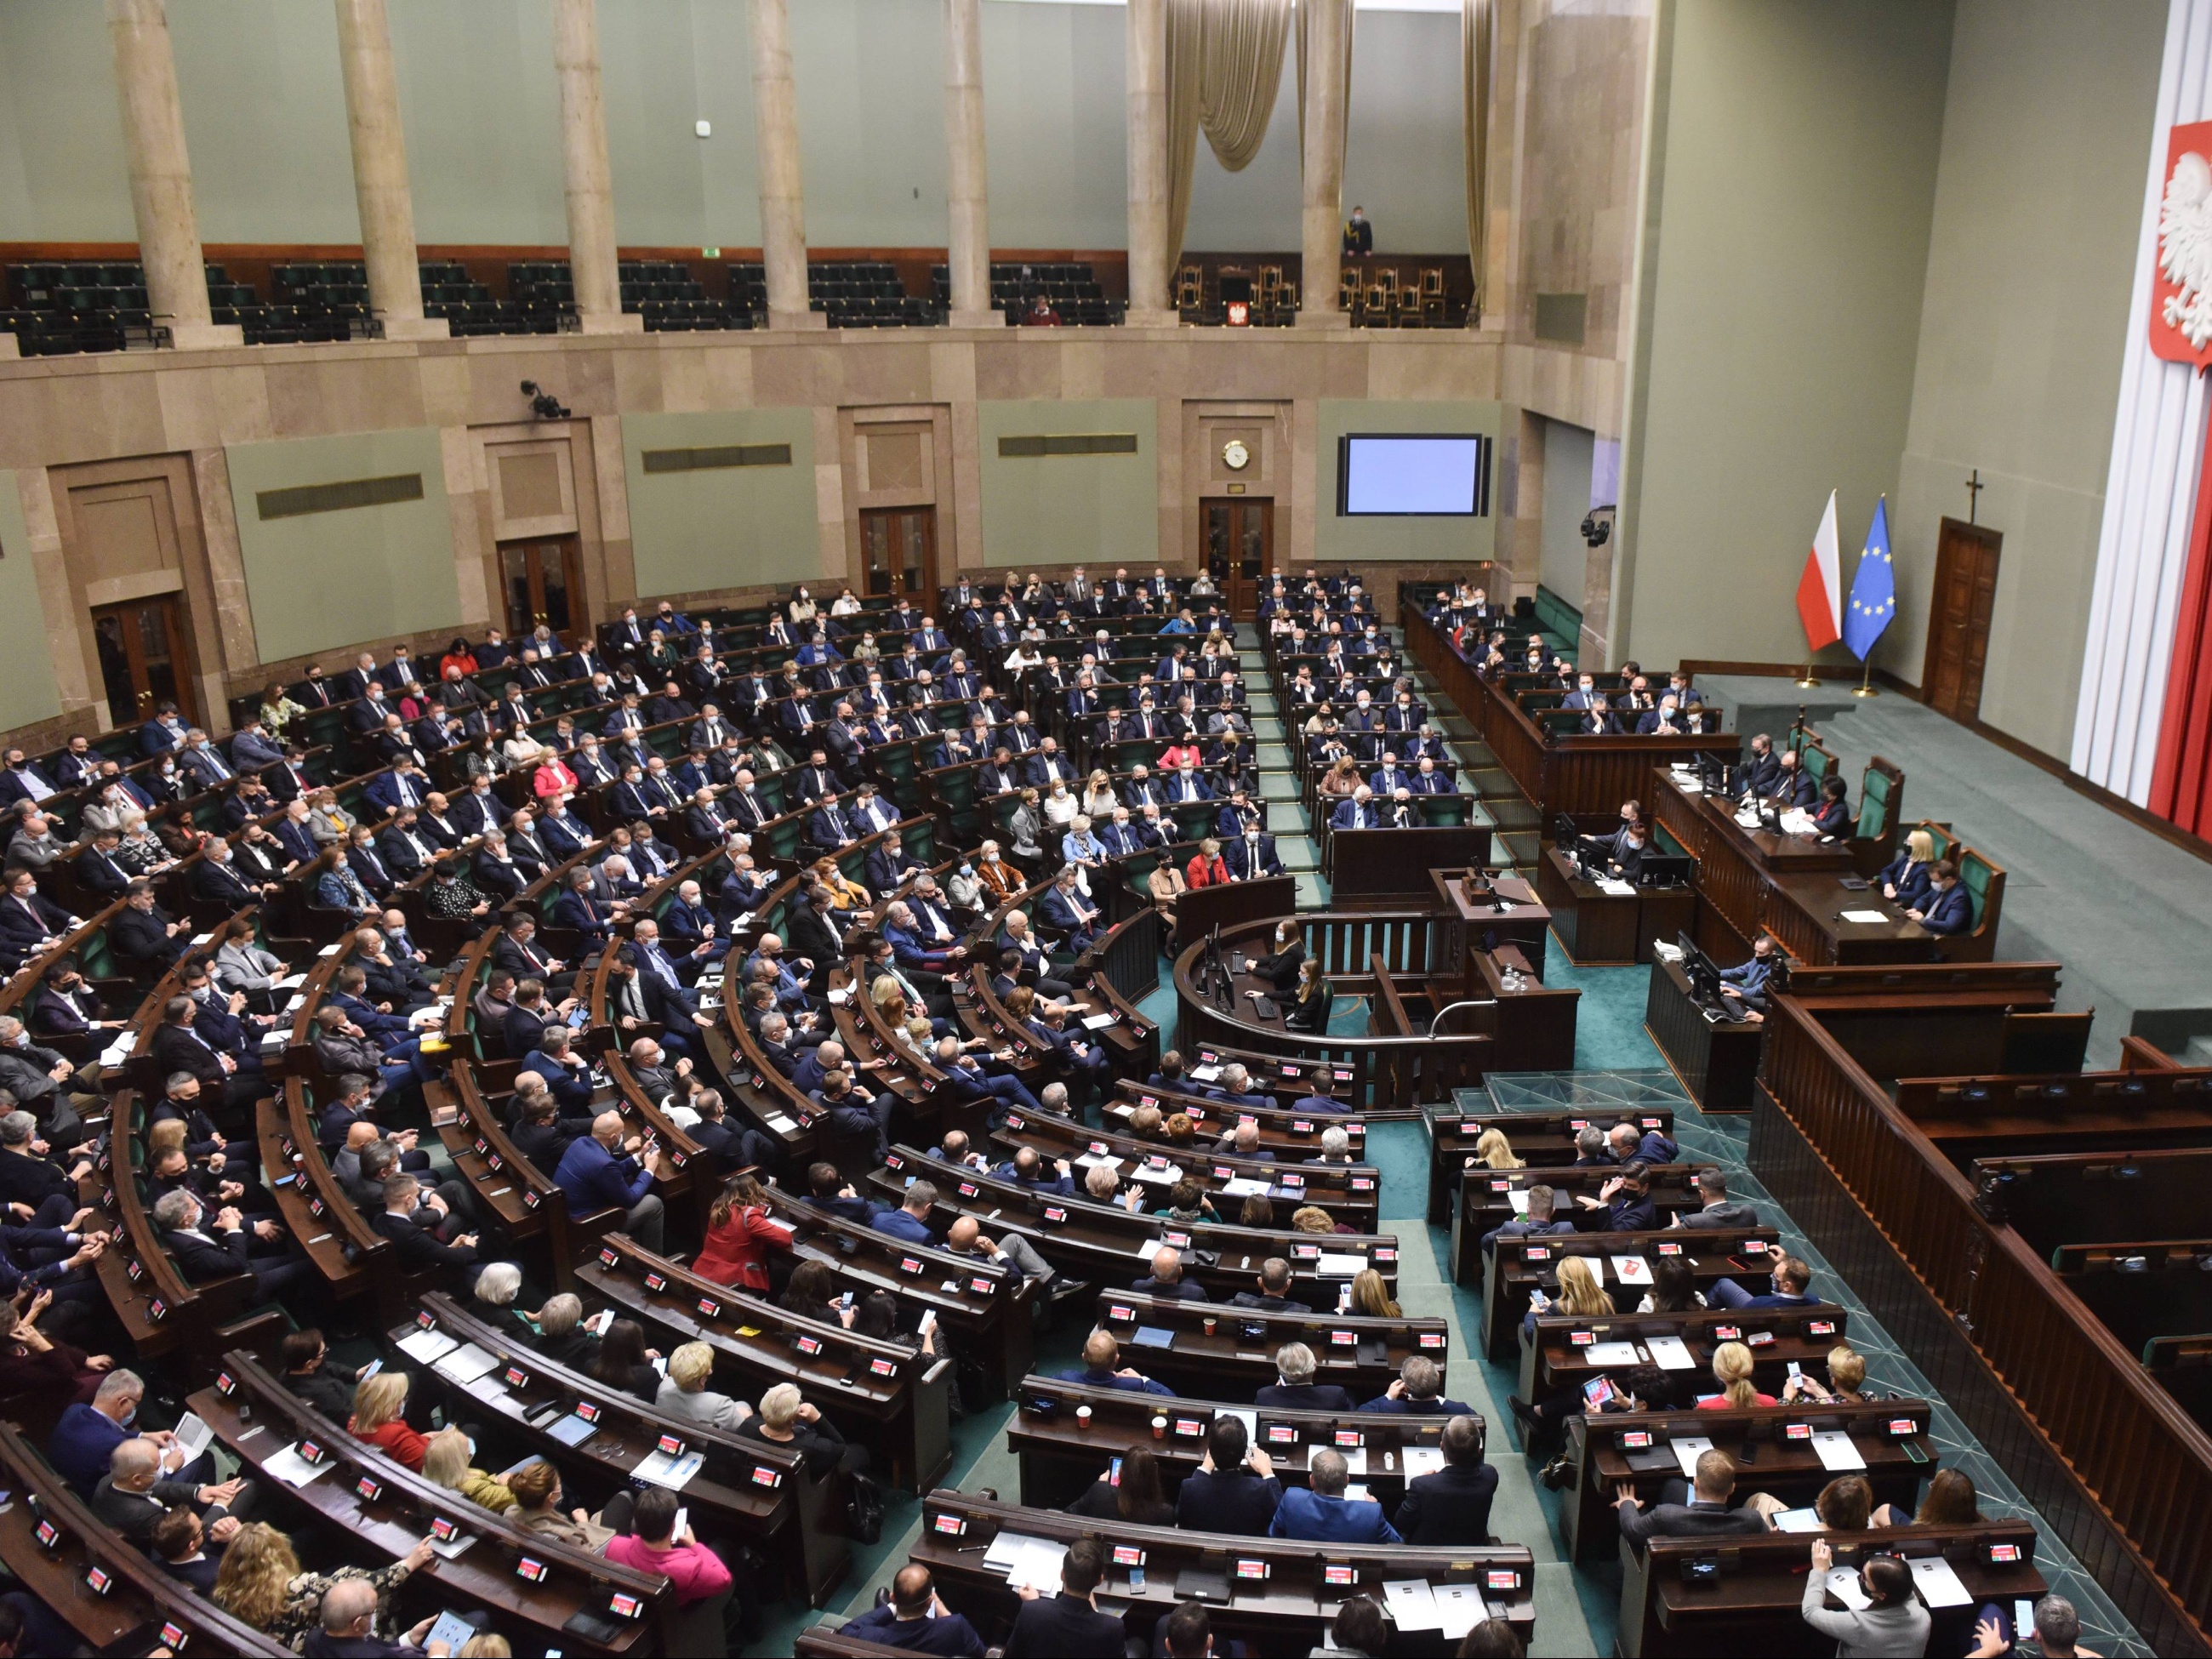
[1960,852,1993,929]
[1420,796,1471,827]
[1171,801,1215,842]
[764,815,802,861]
[934,767,975,811]
[1802,746,1833,784]
[1656,823,1690,858]
[1858,770,1892,841]
[904,818,937,864]
[80,926,117,981]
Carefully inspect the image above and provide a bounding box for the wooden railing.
[1758,995,2212,1653]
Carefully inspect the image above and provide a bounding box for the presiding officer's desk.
[1624,1519,2044,1659]
[1479,1227,1785,1362]
[989,1109,1382,1232]
[580,1231,955,1492]
[1535,845,1696,967]
[393,1290,848,1607]
[0,1422,293,1658]
[191,1351,674,1653]
[1092,1289,1447,1402]
[910,1489,1538,1657]
[1562,1398,1936,1565]
[1006,1375,1473,1512]
[761,1185,1036,1400]
[1423,1103,1681,1224]
[1450,1163,1717,1287]
[1518,1307,1855,1434]
[1650,768,1934,966]
[870,1147,1403,1303]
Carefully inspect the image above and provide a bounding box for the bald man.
[842,1563,985,1656]
[943,1213,1054,1286]
[1132,1245,1210,1302]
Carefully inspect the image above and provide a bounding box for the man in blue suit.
[1058,1330,1173,1396]
[1330,787,1379,830]
[552,867,619,947]
[1708,1251,1820,1309]
[1035,872,1101,953]
[1907,861,1973,936]
[552,1110,664,1250]
[1222,826,1283,881]
[1610,1120,1679,1166]
[934,1035,1043,1116]
[869,1181,937,1245]
[1270,1447,1401,1543]
[1174,1417,1282,1534]
[1718,933,1780,1019]
[1359,1356,1474,1416]
[1409,756,1457,794]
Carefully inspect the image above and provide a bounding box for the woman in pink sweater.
[602,1487,732,1608]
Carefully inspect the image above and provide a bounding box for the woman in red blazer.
[692,1174,796,1291]
[1185,837,1230,889]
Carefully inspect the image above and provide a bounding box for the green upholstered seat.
[1858,768,1893,841]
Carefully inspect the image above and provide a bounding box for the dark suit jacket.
[1003,1592,1129,1659]
[1173,1468,1283,1536]
[1616,1497,1767,1544]
[1394,1458,1499,1545]
[1254,1382,1356,1412]
[164,1223,251,1283]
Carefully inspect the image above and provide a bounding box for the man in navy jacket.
[1270,1448,1400,1543]
[1172,1417,1281,1534]
[1907,861,1974,936]
[1058,1330,1173,1396]
[1359,1356,1474,1416]
[552,1112,664,1251]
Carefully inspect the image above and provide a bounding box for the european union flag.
[1844,496,1897,659]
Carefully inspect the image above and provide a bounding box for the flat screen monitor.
[1337,435,1491,516]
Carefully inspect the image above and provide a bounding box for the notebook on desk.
[1175,1562,1231,1604]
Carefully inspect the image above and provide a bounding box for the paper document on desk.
[1340,1447,1366,1476]
[828,988,851,1006]
[1506,1189,1530,1215]
[265,1442,334,1488]
[1220,1177,1272,1198]
[984,1533,1067,1593]
[1610,1256,1653,1285]
[1315,1252,1367,1277]
[1824,1568,1873,1611]
[1583,1341,1641,1366]
[1653,941,1685,962]
[1400,1445,1445,1479]
[1225,1407,1257,1441]
[1382,1580,1444,1632]
[1670,1435,1713,1478]
[465,1377,527,1417]
[765,1114,799,1134]
[1074,1153,1122,1172]
[1909,1555,1975,1608]
[432,1342,499,1385]
[1645,1337,1696,1371]
[1129,1164,1177,1186]
[1433,1582,1488,1639]
[1780,809,1816,835]
[1770,1506,1822,1532]
[396,1329,459,1365]
[1812,1430,1867,1471]
[632,1446,705,1490]
[1673,778,1705,796]
[1839,909,1890,925]
[1082,1013,1117,1030]
[1597,879,1638,897]
[172,1413,214,1464]
[1189,1064,1223,1083]
[272,973,307,991]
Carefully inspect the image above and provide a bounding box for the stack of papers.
[1315,1252,1368,1277]
[1383,1581,1442,1631]
[396,1328,459,1365]
[1908,1556,1974,1609]
[764,1114,800,1134]
[1597,879,1638,897]
[1400,1445,1445,1479]
[983,1531,1069,1593]
[1219,1177,1272,1198]
[1129,1164,1177,1186]
[1669,1435,1714,1478]
[465,1377,527,1418]
[1645,1337,1696,1371]
[1188,1064,1223,1083]
[432,1343,499,1385]
[1811,1431,1867,1471]
[1081,1013,1118,1030]
[1505,1190,1531,1216]
[1432,1583,1489,1639]
[1074,1153,1122,1172]
[632,1446,705,1490]
[1840,909,1891,925]
[264,1442,334,1487]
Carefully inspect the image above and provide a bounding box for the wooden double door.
[1922,517,2000,721]
[92,596,197,728]
[501,537,585,639]
[859,507,938,603]
[1202,499,1274,618]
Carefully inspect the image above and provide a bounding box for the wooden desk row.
[1518,1307,1856,1436]
[1477,1227,1787,1362]
[1092,1289,1448,1402]
[1448,1163,1720,1287]
[1423,1103,1681,1226]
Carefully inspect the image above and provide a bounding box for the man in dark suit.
[1172,1417,1282,1536]
[1479,1183,1577,1256]
[1673,1169,1761,1230]
[150,1186,306,1301]
[72,831,134,900]
[1615,1447,1767,1542]
[1393,1413,1498,1545]
[110,881,189,980]
[1130,1246,1208,1302]
[1708,1251,1820,1310]
[1222,826,1284,881]
[1229,1257,1309,1315]
[372,1171,481,1282]
[1907,860,1973,936]
[1254,1342,1356,1412]
[1004,1538,1123,1658]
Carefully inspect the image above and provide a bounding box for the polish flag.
[1795,490,1843,651]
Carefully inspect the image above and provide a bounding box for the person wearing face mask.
[52,1367,214,1494]
[1223,820,1284,882]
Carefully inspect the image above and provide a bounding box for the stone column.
[334,0,445,340]
[750,0,822,328]
[1124,0,1176,326]
[105,0,238,349]
[1298,0,1351,329]
[551,0,640,334]
[943,0,994,328]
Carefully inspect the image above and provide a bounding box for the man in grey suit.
[1671,1169,1763,1230]
[944,1213,1052,1286]
[1615,1448,1766,1542]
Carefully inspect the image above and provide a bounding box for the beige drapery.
[1165,0,1294,295]
[1462,0,1491,324]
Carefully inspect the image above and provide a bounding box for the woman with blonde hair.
[1041,777,1079,830]
[347,1370,428,1468]
[1878,826,1938,909]
[422,1425,517,1513]
[1553,1255,1615,1319]
[869,975,910,1024]
[1351,1267,1400,1319]
[1784,1342,1868,1405]
[307,788,356,847]
[1283,955,1333,1035]
[1698,1341,1774,1410]
[214,1520,432,1645]
[813,858,868,910]
[655,1340,753,1431]
[1317,755,1362,801]
[1473,1128,1524,1170]
[1291,1205,1338,1235]
[146,1116,188,1164]
[1083,770,1120,821]
[736,1381,868,1477]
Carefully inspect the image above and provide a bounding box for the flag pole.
[1853,658,1879,698]
[1796,658,1820,688]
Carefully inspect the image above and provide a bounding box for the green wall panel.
[0,473,62,733]
[225,429,459,665]
[1315,400,1503,563]
[978,400,1159,569]
[622,408,820,600]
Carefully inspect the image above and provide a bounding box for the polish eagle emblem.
[2152,123,2212,366]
